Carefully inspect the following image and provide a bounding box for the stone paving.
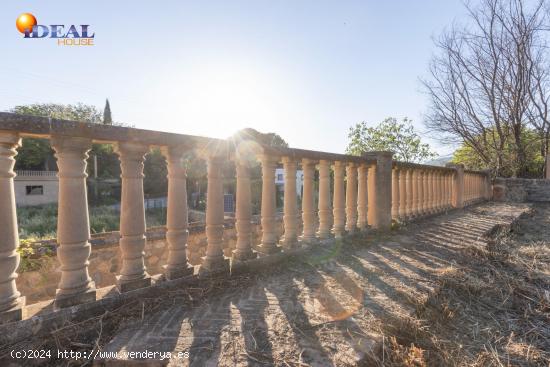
[96,203,530,366]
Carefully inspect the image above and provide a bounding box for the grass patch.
[17,203,169,239]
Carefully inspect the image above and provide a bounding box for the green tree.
[453,128,544,178]
[230,127,289,148]
[12,103,103,170]
[346,117,437,163]
[103,99,112,125]
[12,103,102,123]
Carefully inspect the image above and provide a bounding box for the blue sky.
[1,1,467,156]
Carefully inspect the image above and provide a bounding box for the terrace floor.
[86,202,538,366]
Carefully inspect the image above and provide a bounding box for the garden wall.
[493,178,550,202]
[17,215,297,304]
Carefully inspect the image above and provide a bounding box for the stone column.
[445,172,450,208]
[428,171,434,213]
[345,163,358,233]
[115,142,151,292]
[398,167,407,220]
[483,170,492,200]
[332,161,346,238]
[546,154,550,179]
[422,169,429,215]
[391,167,399,220]
[465,174,471,204]
[258,155,281,255]
[446,163,464,208]
[364,151,393,230]
[200,155,231,273]
[416,169,424,216]
[447,172,453,207]
[301,158,317,243]
[233,159,256,262]
[162,146,194,280]
[317,160,333,239]
[411,169,419,217]
[439,171,445,211]
[357,164,369,231]
[434,171,441,212]
[51,136,96,308]
[0,132,24,323]
[405,168,413,219]
[281,157,298,249]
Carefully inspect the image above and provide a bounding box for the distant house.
[14,170,59,207]
[275,168,304,197]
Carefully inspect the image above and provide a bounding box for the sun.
[16,13,37,34]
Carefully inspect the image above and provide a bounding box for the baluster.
[115,142,151,291]
[162,146,194,280]
[448,172,453,208]
[233,157,256,261]
[391,167,399,220]
[405,168,413,219]
[332,161,346,238]
[411,169,419,217]
[398,167,407,220]
[0,132,25,322]
[418,170,425,216]
[258,155,281,255]
[426,170,434,214]
[436,171,442,212]
[52,136,96,306]
[422,169,429,214]
[357,163,369,231]
[281,157,298,249]
[317,160,333,239]
[200,154,231,272]
[301,158,316,243]
[345,163,358,233]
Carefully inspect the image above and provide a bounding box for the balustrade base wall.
[54,288,96,310]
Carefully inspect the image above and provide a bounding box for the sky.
[1,0,468,156]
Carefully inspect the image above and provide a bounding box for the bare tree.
[423,0,549,177]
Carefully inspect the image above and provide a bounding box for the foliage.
[15,138,55,170]
[12,103,102,171]
[12,103,102,123]
[452,128,545,178]
[346,117,437,163]
[17,203,169,239]
[144,148,168,197]
[16,238,54,272]
[230,127,289,148]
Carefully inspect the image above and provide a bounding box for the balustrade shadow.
[233,285,274,366]
[270,263,373,365]
[264,270,335,366]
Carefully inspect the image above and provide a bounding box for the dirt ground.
[2,202,548,366]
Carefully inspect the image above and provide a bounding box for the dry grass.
[363,207,550,366]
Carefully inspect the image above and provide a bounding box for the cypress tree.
[103,99,112,125]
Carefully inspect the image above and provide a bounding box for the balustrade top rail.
[0,112,376,164]
[464,169,488,175]
[393,160,456,172]
[15,170,58,177]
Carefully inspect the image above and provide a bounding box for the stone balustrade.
[464,170,492,205]
[0,112,492,324]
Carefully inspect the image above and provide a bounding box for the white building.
[275,168,304,197]
[14,170,59,207]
